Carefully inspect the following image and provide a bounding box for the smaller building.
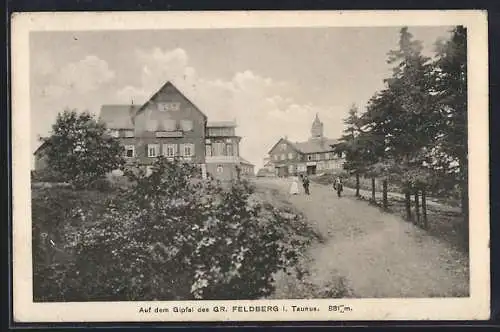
[266,113,345,177]
[33,141,50,171]
[205,121,254,180]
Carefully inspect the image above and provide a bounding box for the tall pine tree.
[433,26,468,239]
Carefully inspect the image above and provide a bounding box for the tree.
[382,27,438,221]
[433,26,468,239]
[42,110,125,188]
[336,104,365,197]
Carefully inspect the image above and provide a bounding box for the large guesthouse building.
[267,114,345,177]
[34,81,254,180]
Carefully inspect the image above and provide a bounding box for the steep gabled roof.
[268,137,339,155]
[33,139,50,156]
[135,81,208,120]
[99,104,140,129]
[267,137,302,155]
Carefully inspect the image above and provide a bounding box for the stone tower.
[310,113,324,140]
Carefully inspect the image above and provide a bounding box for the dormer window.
[158,102,181,112]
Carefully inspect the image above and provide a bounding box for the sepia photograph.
[12,10,489,322]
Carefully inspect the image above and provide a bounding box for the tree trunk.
[382,179,388,209]
[371,178,376,203]
[421,189,428,229]
[414,190,420,226]
[404,187,412,221]
[355,172,360,197]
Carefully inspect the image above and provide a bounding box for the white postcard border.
[11,10,490,322]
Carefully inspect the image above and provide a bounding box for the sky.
[30,26,454,170]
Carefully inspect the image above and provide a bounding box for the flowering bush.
[33,157,311,301]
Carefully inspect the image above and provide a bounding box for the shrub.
[31,168,63,183]
[33,157,310,301]
[41,110,125,189]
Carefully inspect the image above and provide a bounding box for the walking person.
[302,174,310,195]
[289,175,300,195]
[335,176,343,197]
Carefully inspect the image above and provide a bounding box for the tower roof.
[311,112,324,139]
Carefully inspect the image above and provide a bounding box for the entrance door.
[277,166,288,178]
[307,165,316,175]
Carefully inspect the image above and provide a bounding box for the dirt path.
[255,178,469,298]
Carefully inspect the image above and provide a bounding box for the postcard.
[11,10,489,322]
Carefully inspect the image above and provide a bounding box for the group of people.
[288,174,344,197]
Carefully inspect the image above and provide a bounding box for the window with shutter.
[163,144,177,157]
[184,143,194,156]
[147,144,159,157]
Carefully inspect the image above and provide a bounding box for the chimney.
[129,98,136,125]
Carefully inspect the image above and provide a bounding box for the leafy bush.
[31,168,63,183]
[33,157,311,301]
[41,110,125,189]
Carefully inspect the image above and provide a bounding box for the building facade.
[267,114,345,177]
[34,81,254,181]
[205,121,254,180]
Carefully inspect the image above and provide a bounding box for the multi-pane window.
[226,144,234,156]
[288,165,294,173]
[181,120,193,131]
[125,145,135,158]
[205,145,212,156]
[162,144,176,157]
[109,130,119,138]
[181,143,195,157]
[273,155,278,161]
[158,102,181,112]
[281,143,287,151]
[315,154,321,161]
[288,152,294,160]
[212,142,225,156]
[208,127,234,136]
[147,144,159,157]
[281,154,286,161]
[324,153,330,160]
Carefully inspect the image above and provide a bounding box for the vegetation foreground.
[32,158,329,302]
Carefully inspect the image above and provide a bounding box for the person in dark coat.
[334,176,343,197]
[302,174,310,195]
